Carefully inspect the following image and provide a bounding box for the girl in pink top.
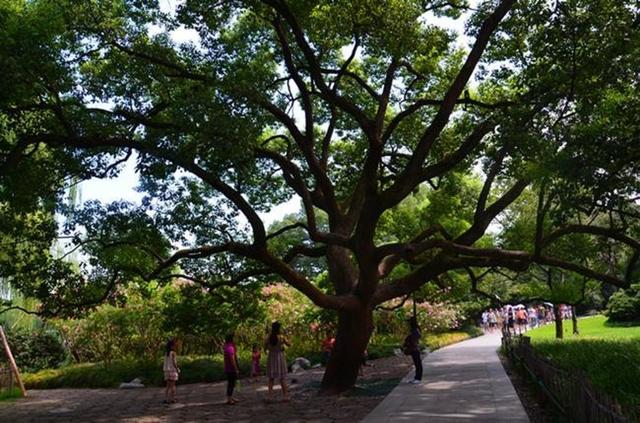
[251,344,261,379]
[223,334,240,405]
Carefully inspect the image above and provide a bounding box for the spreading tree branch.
[380,0,516,211]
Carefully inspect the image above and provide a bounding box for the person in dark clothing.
[403,316,423,384]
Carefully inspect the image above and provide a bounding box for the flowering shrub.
[375,299,462,336]
[259,283,328,359]
[416,301,461,332]
[52,299,165,363]
[40,281,467,372]
[259,284,465,360]
[261,284,307,326]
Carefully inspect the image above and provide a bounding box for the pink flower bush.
[374,298,462,335]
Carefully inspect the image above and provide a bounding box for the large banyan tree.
[1,0,639,392]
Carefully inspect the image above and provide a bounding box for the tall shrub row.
[10,282,471,373]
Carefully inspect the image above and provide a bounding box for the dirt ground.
[0,356,413,422]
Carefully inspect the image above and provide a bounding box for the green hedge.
[7,328,67,373]
[368,326,483,359]
[24,352,253,389]
[526,315,640,410]
[532,339,640,410]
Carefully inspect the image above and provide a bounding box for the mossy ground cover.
[0,387,22,401]
[346,377,403,397]
[526,315,640,410]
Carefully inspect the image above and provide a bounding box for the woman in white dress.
[163,339,180,404]
[265,321,289,401]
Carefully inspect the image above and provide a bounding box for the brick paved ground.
[0,356,412,423]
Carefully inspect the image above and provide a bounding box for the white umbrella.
[514,304,525,309]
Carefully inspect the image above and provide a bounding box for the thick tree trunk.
[321,307,374,394]
[571,305,579,335]
[554,305,563,339]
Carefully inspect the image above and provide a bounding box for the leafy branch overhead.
[1,0,639,391]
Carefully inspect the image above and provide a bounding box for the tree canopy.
[1,0,639,391]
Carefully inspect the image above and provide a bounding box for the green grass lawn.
[0,387,23,402]
[527,315,640,340]
[525,315,640,412]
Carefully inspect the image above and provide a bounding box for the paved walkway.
[362,332,529,422]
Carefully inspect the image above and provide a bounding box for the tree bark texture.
[320,307,374,394]
[554,305,563,339]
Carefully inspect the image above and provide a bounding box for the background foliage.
[605,284,640,323]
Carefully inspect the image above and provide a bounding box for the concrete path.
[362,332,529,423]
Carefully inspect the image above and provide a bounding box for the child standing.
[321,334,335,366]
[223,334,240,405]
[251,344,261,380]
[163,339,180,404]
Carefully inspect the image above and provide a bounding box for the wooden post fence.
[503,334,634,422]
[0,325,26,397]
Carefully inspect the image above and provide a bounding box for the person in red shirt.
[321,333,335,366]
[516,307,528,334]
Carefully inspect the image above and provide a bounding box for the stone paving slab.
[0,355,414,422]
[362,333,529,423]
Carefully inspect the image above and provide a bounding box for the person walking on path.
[403,317,422,384]
[505,306,516,335]
[265,321,290,401]
[489,309,498,332]
[516,307,528,334]
[223,334,240,405]
[163,339,180,404]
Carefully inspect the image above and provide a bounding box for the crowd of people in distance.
[481,303,574,335]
